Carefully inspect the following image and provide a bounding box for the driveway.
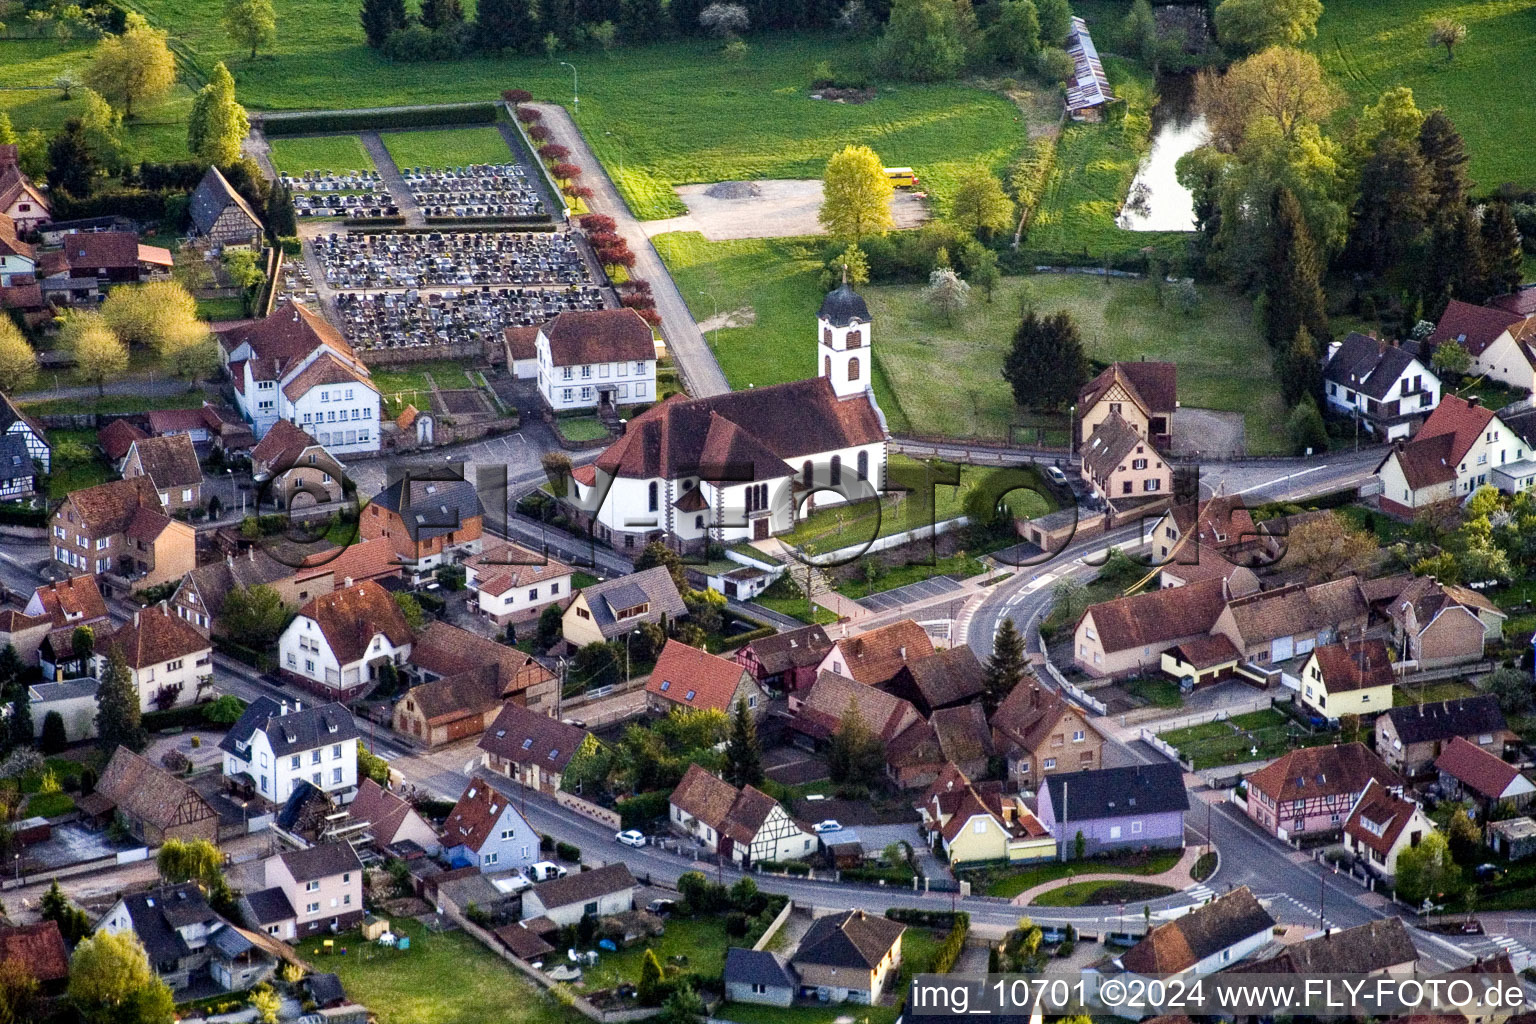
[638,179,928,241]
[856,822,945,880]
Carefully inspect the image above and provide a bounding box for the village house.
[1429,299,1536,395]
[278,581,414,699]
[562,282,888,554]
[1161,633,1244,690]
[0,922,69,995]
[28,677,98,743]
[0,435,35,498]
[1489,817,1536,860]
[89,746,218,845]
[189,166,263,249]
[1322,333,1441,440]
[1245,918,1417,976]
[1298,638,1395,720]
[1435,736,1536,814]
[1210,578,1370,666]
[0,213,33,287]
[561,566,687,647]
[478,703,592,795]
[441,777,541,872]
[914,763,1054,866]
[348,777,439,855]
[146,404,246,445]
[1243,743,1403,838]
[1113,887,1275,976]
[463,540,574,627]
[360,474,484,582]
[1374,696,1514,776]
[50,478,195,588]
[1375,574,1506,668]
[1374,396,1531,514]
[122,434,205,513]
[1075,360,1176,452]
[930,704,993,781]
[36,230,173,303]
[1342,778,1435,880]
[0,608,50,676]
[881,645,986,716]
[724,948,798,1007]
[0,145,49,230]
[669,763,816,866]
[733,623,833,693]
[219,696,360,805]
[1149,496,1262,570]
[92,605,213,712]
[1036,762,1188,856]
[250,420,346,510]
[1081,411,1172,501]
[1073,577,1227,678]
[790,909,906,1005]
[27,574,111,679]
[243,843,364,940]
[789,670,940,788]
[989,679,1103,789]
[646,638,768,717]
[534,308,657,411]
[519,862,638,927]
[99,418,148,469]
[817,618,936,688]
[96,883,271,993]
[395,620,557,743]
[171,547,336,637]
[297,535,402,593]
[0,391,50,471]
[505,326,538,379]
[218,301,380,453]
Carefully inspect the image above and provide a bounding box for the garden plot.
[641,179,928,241]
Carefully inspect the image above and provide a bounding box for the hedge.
[214,637,276,672]
[0,503,46,527]
[930,913,970,975]
[344,217,407,227]
[616,790,670,830]
[555,841,582,863]
[887,908,966,929]
[842,865,915,885]
[423,216,556,228]
[260,103,500,136]
[717,624,775,652]
[143,701,221,733]
[756,859,811,876]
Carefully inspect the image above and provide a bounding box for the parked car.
[529,861,568,881]
[1045,465,1068,485]
[496,871,532,893]
[812,820,843,834]
[646,898,677,916]
[615,829,646,848]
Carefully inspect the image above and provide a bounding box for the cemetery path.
[529,103,730,398]
[360,132,426,227]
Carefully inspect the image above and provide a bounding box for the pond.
[1118,74,1208,233]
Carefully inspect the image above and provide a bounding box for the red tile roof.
[97,605,211,669]
[299,581,414,666]
[646,639,751,713]
[794,670,924,743]
[1247,743,1403,805]
[60,231,138,270]
[1310,638,1393,694]
[1435,736,1529,800]
[98,418,149,461]
[127,433,203,490]
[1342,778,1425,859]
[30,574,108,626]
[443,778,525,853]
[465,540,573,596]
[539,309,654,365]
[282,351,376,401]
[1078,361,1177,417]
[1429,300,1522,356]
[0,921,69,982]
[250,418,323,470]
[504,326,538,362]
[829,619,935,686]
[1079,578,1227,654]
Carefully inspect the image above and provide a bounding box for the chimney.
[280,699,289,716]
[1467,395,1482,408]
[344,576,354,588]
[898,646,906,661]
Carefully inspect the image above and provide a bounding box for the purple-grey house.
[1036,763,1188,858]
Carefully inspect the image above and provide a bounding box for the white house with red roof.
[218,301,379,454]
[1374,395,1531,515]
[1430,299,1536,394]
[1342,778,1434,880]
[534,309,657,411]
[1435,736,1536,814]
[645,638,767,717]
[463,540,574,626]
[0,146,49,231]
[563,283,887,553]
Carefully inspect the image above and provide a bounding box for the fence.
[749,899,795,952]
[1145,693,1286,735]
[554,790,621,829]
[1032,618,1107,715]
[1138,729,1193,771]
[797,515,971,564]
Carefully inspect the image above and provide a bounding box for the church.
[560,281,890,554]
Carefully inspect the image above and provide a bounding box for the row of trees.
[877,0,1076,82]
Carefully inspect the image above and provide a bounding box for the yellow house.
[1161,633,1242,689]
[1299,638,1394,719]
[918,764,1056,865]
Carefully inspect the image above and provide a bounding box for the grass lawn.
[555,417,608,443]
[370,361,477,395]
[269,134,376,174]
[23,390,207,417]
[0,38,198,164]
[1162,707,1340,770]
[870,274,1290,454]
[24,791,76,817]
[750,574,840,625]
[1030,879,1176,907]
[316,919,582,1024]
[1394,679,1481,707]
[579,916,728,992]
[1449,375,1531,413]
[1314,0,1536,190]
[47,429,114,500]
[1125,677,1184,709]
[382,127,516,169]
[1023,56,1188,262]
[972,850,1181,898]
[779,456,1053,556]
[195,297,248,322]
[572,571,601,590]
[837,552,986,599]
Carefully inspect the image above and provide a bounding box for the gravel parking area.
[640,179,929,241]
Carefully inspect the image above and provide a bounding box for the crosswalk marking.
[1184,884,1215,903]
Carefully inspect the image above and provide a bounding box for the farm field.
[269,134,375,174]
[868,274,1290,454]
[382,127,516,169]
[1314,0,1536,190]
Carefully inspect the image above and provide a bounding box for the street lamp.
[624,626,641,682]
[559,61,578,114]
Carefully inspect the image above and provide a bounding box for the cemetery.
[310,230,591,290]
[331,285,604,352]
[281,170,400,219]
[399,163,547,219]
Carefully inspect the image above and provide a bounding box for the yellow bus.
[884,167,919,189]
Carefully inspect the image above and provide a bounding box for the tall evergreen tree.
[620,0,666,42]
[723,697,764,788]
[1419,204,1478,317]
[826,698,884,787]
[360,0,407,47]
[1264,186,1328,350]
[670,0,708,35]
[1345,135,1431,276]
[47,119,99,199]
[1002,309,1088,411]
[266,179,296,237]
[477,0,540,51]
[1479,201,1524,299]
[1417,109,1470,212]
[1277,326,1323,407]
[983,617,1026,714]
[96,648,147,757]
[420,0,465,29]
[6,678,31,750]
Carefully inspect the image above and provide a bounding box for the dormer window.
[522,738,534,749]
[685,689,696,701]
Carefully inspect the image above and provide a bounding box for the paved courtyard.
[639,179,929,241]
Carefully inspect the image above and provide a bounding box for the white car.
[616,829,646,848]
[812,819,843,834]
[529,861,569,881]
[1045,465,1068,485]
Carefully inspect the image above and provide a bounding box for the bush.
[541,833,556,852]
[617,790,671,829]
[886,907,965,928]
[756,859,811,876]
[724,911,749,937]
[143,702,216,733]
[0,502,46,527]
[261,103,499,136]
[503,89,533,103]
[555,840,581,863]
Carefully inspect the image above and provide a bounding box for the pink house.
[1244,743,1403,839]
